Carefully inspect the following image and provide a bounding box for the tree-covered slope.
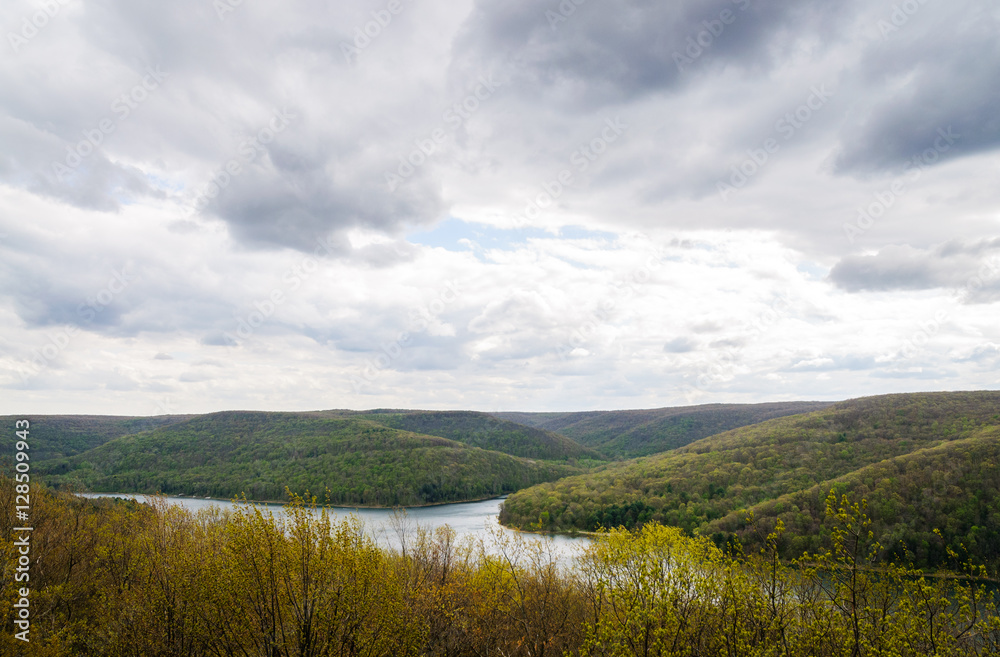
[707,425,1000,566]
[363,410,603,461]
[499,391,1000,567]
[37,411,586,506]
[1,414,193,461]
[493,411,605,432]
[495,401,833,459]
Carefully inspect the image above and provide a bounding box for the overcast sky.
[2,0,998,415]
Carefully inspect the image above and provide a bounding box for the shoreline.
[503,524,601,539]
[75,490,509,510]
[502,521,1000,581]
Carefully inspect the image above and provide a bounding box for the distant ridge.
[495,401,834,458]
[22,410,600,506]
[361,410,602,460]
[0,414,194,461]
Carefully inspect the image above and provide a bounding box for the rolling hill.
[359,410,602,460]
[494,401,833,458]
[32,411,593,506]
[0,414,193,461]
[499,391,1000,567]
[709,424,1000,566]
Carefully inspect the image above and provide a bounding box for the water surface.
[78,493,591,563]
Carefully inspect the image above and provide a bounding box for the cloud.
[786,354,876,372]
[0,115,162,211]
[663,337,697,353]
[828,245,950,292]
[3,0,1000,413]
[828,242,1000,299]
[834,2,1000,175]
[451,0,852,107]
[0,0,453,255]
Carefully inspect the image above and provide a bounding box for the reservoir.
[77,493,592,563]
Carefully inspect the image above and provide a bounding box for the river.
[77,493,592,565]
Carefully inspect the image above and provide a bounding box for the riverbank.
[75,490,509,509]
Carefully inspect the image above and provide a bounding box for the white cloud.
[1,0,998,413]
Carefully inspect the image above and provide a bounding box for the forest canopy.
[500,391,1000,569]
[2,477,998,657]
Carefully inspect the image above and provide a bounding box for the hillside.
[499,391,1000,567]
[495,401,833,458]
[1,414,193,461]
[361,410,602,461]
[494,411,605,432]
[35,411,587,506]
[708,425,1000,566]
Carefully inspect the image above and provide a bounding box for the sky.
[1,0,998,416]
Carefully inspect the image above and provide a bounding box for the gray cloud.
[3,0,1000,412]
[961,343,1000,365]
[0,115,162,212]
[829,245,949,292]
[709,337,746,349]
[205,154,444,251]
[452,0,851,107]
[835,3,1000,174]
[829,242,1000,299]
[663,336,697,353]
[0,0,450,255]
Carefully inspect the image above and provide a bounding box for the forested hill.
[29,411,595,506]
[0,414,193,460]
[494,401,833,458]
[499,391,1000,568]
[359,410,602,461]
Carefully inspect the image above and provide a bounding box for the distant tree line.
[33,414,588,506]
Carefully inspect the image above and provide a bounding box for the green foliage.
[713,426,1000,567]
[586,500,656,531]
[3,477,1000,657]
[367,410,603,460]
[0,414,191,461]
[31,411,588,506]
[497,401,833,458]
[501,391,1000,568]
